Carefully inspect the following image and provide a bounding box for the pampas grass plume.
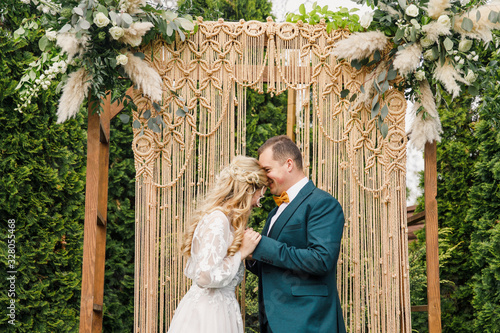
[123,53,162,102]
[433,60,467,98]
[56,68,91,123]
[120,22,154,47]
[453,1,500,42]
[393,43,422,76]
[422,21,451,42]
[332,31,388,60]
[427,0,451,19]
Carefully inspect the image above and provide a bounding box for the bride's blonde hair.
[181,156,268,257]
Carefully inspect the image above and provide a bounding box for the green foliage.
[411,95,478,333]
[101,118,137,332]
[178,0,274,21]
[467,66,500,332]
[285,2,362,32]
[0,2,86,331]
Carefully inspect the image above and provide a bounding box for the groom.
[247,135,346,333]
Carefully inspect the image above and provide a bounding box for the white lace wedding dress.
[168,210,244,333]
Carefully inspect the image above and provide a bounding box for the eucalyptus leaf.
[183,105,189,113]
[119,113,130,124]
[476,10,481,22]
[148,118,161,133]
[133,119,142,129]
[360,85,365,94]
[153,102,162,113]
[134,52,145,60]
[374,50,381,62]
[488,11,498,23]
[73,7,84,16]
[349,93,358,102]
[372,94,379,109]
[377,71,386,83]
[387,69,397,81]
[97,4,108,16]
[176,108,186,117]
[143,109,151,120]
[381,80,390,94]
[380,123,389,138]
[122,13,133,25]
[443,37,454,51]
[79,19,91,30]
[380,105,389,119]
[60,23,71,33]
[371,101,380,118]
[340,89,350,98]
[109,11,117,23]
[461,17,473,32]
[410,27,416,42]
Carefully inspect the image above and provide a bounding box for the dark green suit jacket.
[248,181,346,333]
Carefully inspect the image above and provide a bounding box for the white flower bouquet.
[15,0,195,124]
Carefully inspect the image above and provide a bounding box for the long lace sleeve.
[191,211,242,289]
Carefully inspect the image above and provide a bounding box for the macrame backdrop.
[130,19,411,333]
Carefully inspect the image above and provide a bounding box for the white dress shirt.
[267,177,309,235]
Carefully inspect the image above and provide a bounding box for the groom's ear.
[285,158,294,172]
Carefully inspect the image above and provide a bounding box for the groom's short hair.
[258,135,303,171]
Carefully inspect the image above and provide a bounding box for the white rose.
[406,4,419,17]
[437,15,451,28]
[116,54,128,66]
[464,70,477,83]
[473,55,479,61]
[459,59,465,65]
[420,36,434,48]
[423,49,437,61]
[94,12,110,28]
[454,56,461,62]
[45,28,57,41]
[360,12,374,29]
[415,70,425,81]
[109,26,125,40]
[458,39,473,52]
[467,54,472,60]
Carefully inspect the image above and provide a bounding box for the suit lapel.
[268,181,316,239]
[262,206,278,236]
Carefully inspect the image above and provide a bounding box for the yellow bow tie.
[273,192,290,206]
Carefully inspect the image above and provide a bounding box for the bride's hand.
[240,228,262,259]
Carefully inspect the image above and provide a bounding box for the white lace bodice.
[168,210,245,332]
[184,210,244,291]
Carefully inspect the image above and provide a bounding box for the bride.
[168,156,267,333]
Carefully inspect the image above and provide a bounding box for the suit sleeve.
[252,194,344,276]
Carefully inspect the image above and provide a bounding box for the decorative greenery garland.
[290,0,500,149]
[15,0,195,123]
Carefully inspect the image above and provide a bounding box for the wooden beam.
[411,305,428,312]
[110,86,134,120]
[91,95,111,332]
[408,211,426,226]
[424,141,442,333]
[79,97,101,333]
[287,88,296,141]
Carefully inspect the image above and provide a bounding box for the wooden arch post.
[79,91,129,333]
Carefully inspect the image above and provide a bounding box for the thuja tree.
[0,1,86,331]
[410,94,479,333]
[467,66,500,332]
